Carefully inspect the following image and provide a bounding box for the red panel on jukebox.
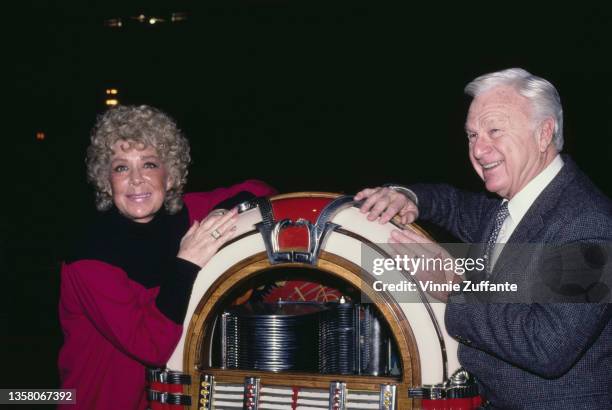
[271,197,333,249]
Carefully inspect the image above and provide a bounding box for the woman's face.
[108,140,170,223]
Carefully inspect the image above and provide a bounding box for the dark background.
[3,0,612,396]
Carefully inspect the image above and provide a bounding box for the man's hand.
[355,186,419,225]
[389,228,461,302]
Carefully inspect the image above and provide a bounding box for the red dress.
[58,180,274,410]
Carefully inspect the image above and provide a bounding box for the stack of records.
[223,302,324,372]
[318,301,356,374]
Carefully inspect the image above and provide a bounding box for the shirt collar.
[507,154,564,226]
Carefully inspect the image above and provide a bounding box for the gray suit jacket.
[410,156,612,409]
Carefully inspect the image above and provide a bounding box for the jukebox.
[147,193,481,410]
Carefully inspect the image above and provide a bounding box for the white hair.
[465,68,564,151]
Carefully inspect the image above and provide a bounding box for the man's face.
[465,85,547,199]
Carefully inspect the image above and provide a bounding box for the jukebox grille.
[209,382,383,409]
[212,382,242,408]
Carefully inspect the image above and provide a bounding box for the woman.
[58,105,274,409]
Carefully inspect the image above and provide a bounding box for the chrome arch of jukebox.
[148,193,482,410]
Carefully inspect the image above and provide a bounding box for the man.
[356,68,612,409]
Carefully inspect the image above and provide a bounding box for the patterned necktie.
[483,201,509,274]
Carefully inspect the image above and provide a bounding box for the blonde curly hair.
[86,105,191,214]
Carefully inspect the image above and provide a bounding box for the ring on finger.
[210,229,222,240]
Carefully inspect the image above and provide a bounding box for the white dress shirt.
[490,155,564,268]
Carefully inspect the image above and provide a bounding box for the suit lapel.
[490,156,578,280]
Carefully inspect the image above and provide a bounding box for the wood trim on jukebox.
[182,250,422,409]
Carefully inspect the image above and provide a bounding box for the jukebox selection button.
[379,384,397,410]
[197,374,214,410]
[243,377,260,410]
[328,382,346,410]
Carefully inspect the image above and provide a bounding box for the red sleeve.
[60,260,183,367]
[183,179,277,224]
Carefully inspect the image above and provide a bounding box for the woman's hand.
[177,208,239,268]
